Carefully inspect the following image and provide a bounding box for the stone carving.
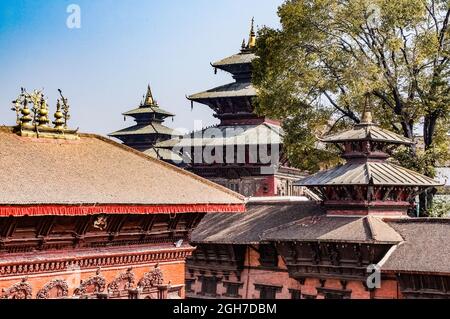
[36,279,69,299]
[138,264,164,290]
[1,277,32,299]
[74,268,106,296]
[107,268,135,295]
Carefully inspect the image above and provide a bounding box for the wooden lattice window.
[258,244,278,268]
[201,277,218,296]
[289,289,302,300]
[255,284,282,299]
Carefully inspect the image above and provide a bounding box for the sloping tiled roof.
[155,123,282,148]
[295,162,441,187]
[0,127,244,214]
[321,123,414,145]
[188,81,256,100]
[263,215,403,244]
[123,106,174,117]
[382,219,450,274]
[109,123,182,137]
[212,52,257,68]
[191,201,324,244]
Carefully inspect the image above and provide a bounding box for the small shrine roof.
[188,81,256,101]
[295,162,441,187]
[382,219,450,274]
[321,112,414,145]
[191,201,324,245]
[263,215,403,244]
[109,123,182,137]
[0,127,244,215]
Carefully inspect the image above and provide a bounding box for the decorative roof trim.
[0,203,246,217]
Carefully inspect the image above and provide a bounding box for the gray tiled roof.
[109,123,182,137]
[154,123,282,148]
[262,215,403,244]
[322,123,413,145]
[383,219,450,274]
[123,106,174,117]
[295,162,441,187]
[191,201,324,244]
[212,52,257,67]
[188,81,256,100]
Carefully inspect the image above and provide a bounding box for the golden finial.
[361,93,373,124]
[37,96,50,127]
[20,95,33,127]
[58,89,71,128]
[144,85,155,106]
[248,17,256,49]
[53,99,65,130]
[12,88,78,140]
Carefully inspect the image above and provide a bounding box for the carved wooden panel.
[74,268,106,297]
[138,264,164,292]
[1,278,32,299]
[107,268,135,298]
[36,279,69,299]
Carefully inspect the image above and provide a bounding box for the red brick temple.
[186,110,450,299]
[0,89,244,299]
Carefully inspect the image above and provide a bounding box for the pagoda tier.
[152,19,306,198]
[109,85,181,151]
[188,19,263,125]
[296,111,441,217]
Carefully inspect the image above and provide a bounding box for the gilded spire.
[361,93,373,124]
[11,88,78,140]
[53,99,65,130]
[58,89,71,128]
[20,100,32,127]
[37,96,50,127]
[144,85,155,106]
[248,17,256,49]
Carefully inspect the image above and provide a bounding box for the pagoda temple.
[0,88,244,299]
[298,110,438,217]
[186,108,450,299]
[156,19,306,197]
[109,85,182,161]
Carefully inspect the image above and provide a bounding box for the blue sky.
[0,0,282,136]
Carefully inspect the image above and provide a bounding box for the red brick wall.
[0,260,186,299]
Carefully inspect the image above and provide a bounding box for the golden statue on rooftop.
[11,88,78,140]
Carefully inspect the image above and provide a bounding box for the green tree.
[253,0,450,216]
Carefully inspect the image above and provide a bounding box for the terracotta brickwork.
[0,258,187,299]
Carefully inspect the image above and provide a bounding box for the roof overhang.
[0,203,246,217]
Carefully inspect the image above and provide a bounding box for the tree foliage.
[253,0,450,177]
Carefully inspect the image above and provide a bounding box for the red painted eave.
[0,203,246,217]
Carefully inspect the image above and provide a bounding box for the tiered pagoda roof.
[187,18,260,124]
[296,111,441,216]
[109,85,181,151]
